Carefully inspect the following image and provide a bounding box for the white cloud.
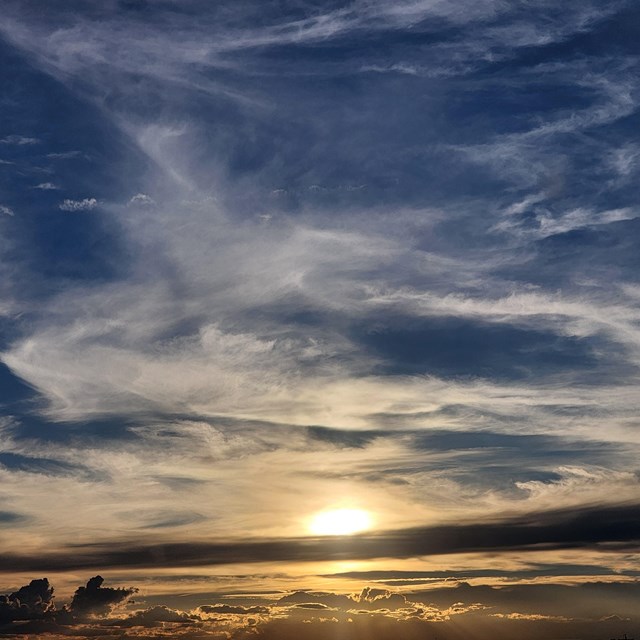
[47,150,83,159]
[0,204,15,216]
[59,197,98,211]
[494,205,638,239]
[609,144,640,177]
[33,182,59,190]
[0,134,39,145]
[128,193,155,206]
[536,207,637,237]
[514,466,639,509]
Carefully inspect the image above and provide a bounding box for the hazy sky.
[1,1,640,638]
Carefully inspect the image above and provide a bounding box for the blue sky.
[1,1,640,638]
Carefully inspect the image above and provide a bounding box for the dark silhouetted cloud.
[0,578,54,623]
[69,576,137,615]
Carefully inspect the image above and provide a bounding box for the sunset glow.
[309,509,373,536]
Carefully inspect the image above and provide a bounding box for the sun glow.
[309,509,372,536]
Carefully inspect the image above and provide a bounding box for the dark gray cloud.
[306,425,382,449]
[0,575,143,637]
[0,510,27,526]
[277,591,352,610]
[1,574,639,639]
[1,502,638,572]
[0,579,54,623]
[327,563,639,583]
[107,605,195,627]
[199,604,270,615]
[407,580,640,620]
[69,576,137,615]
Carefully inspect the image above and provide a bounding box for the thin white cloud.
[609,144,640,178]
[0,204,15,216]
[0,1,621,107]
[33,182,59,190]
[47,150,83,159]
[536,207,637,237]
[0,134,39,145]
[493,205,638,239]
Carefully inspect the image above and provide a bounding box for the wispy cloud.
[0,134,39,145]
[32,182,59,190]
[0,3,639,623]
[46,150,84,159]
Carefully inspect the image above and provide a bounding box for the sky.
[0,0,640,638]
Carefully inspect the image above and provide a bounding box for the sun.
[308,508,372,536]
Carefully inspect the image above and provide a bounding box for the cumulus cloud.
[58,197,98,211]
[0,579,55,623]
[128,192,155,206]
[0,576,638,638]
[0,205,14,216]
[69,575,137,616]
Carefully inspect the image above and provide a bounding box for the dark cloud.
[199,604,270,615]
[109,605,195,627]
[0,576,639,639]
[306,425,382,449]
[277,591,353,610]
[152,475,208,490]
[407,580,640,621]
[2,502,637,572]
[327,562,631,583]
[0,510,27,526]
[0,578,54,623]
[69,576,137,615]
[276,588,413,614]
[231,580,640,640]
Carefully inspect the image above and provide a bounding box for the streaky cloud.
[1,502,638,572]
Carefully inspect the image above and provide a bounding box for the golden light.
[309,508,372,536]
